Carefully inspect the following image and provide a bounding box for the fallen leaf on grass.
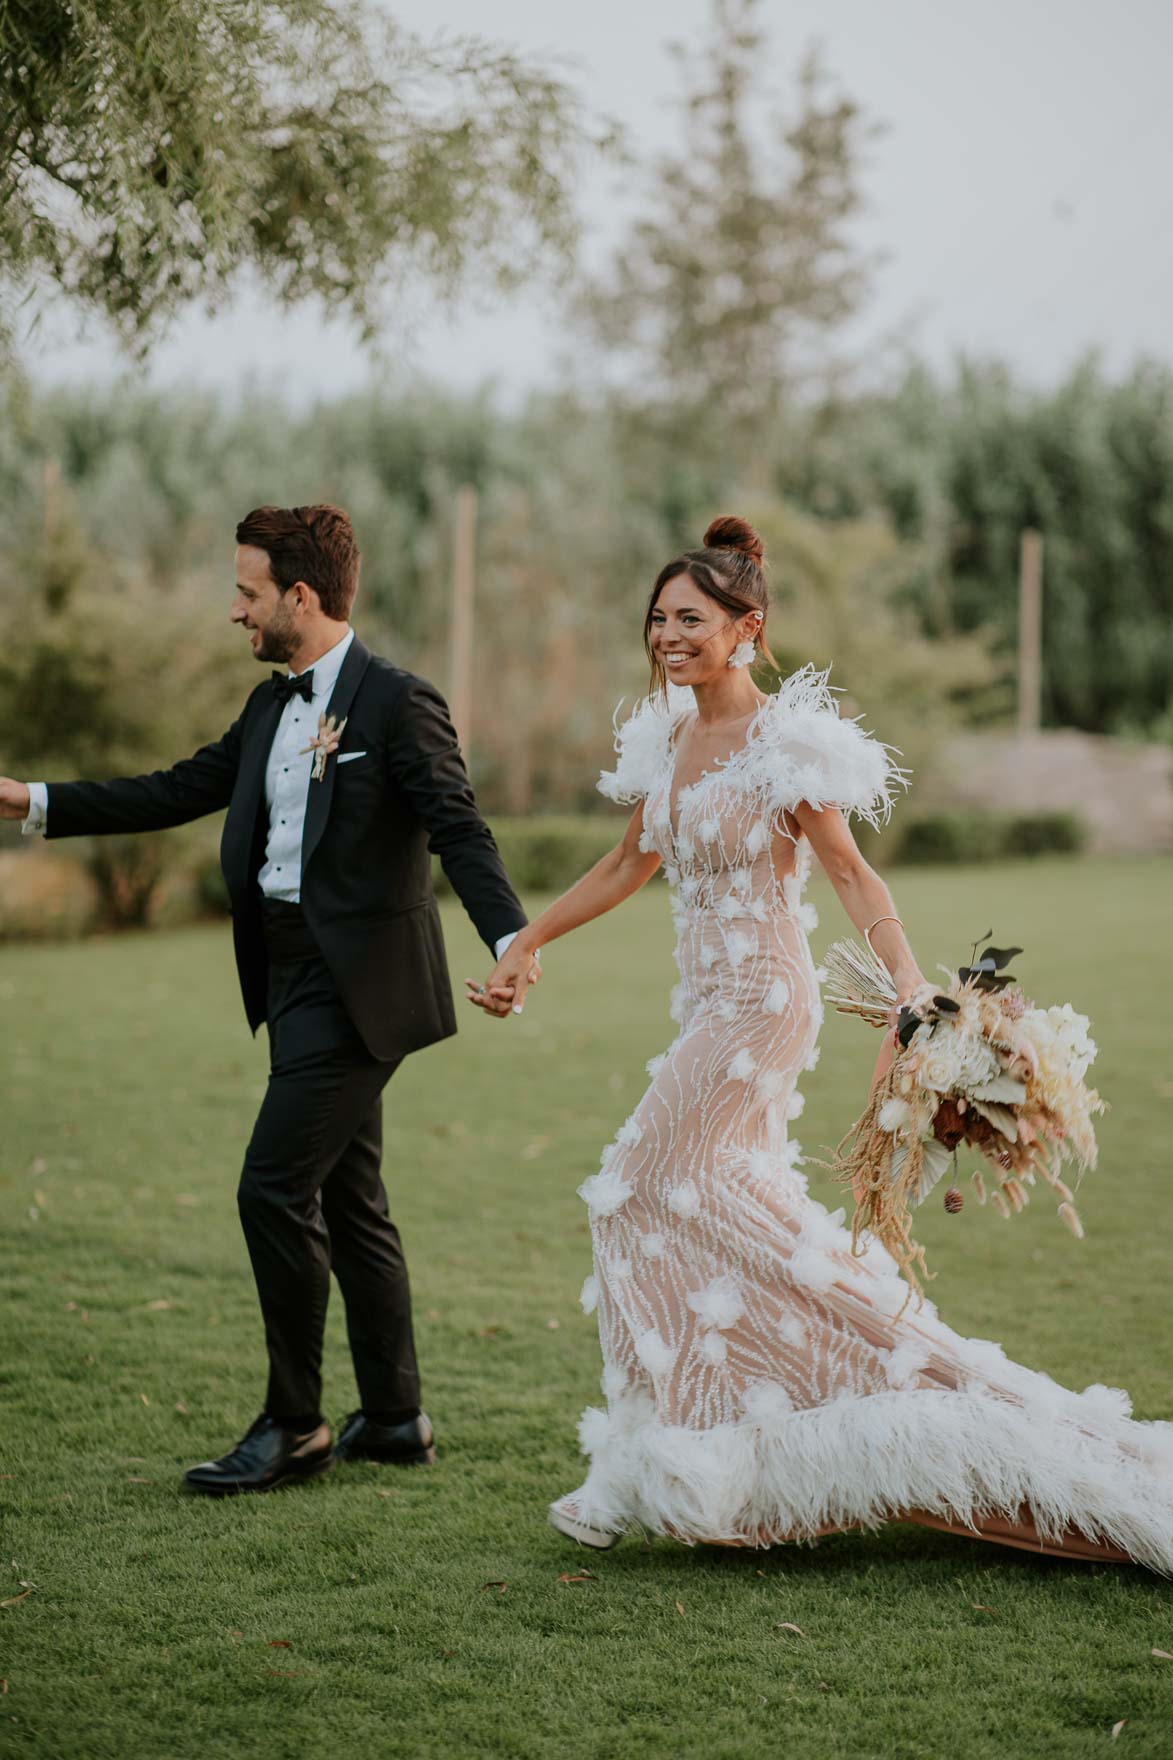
[265,1669,301,1678]
[1,1590,34,1608]
[675,1601,686,1616]
[1152,1647,1173,1660]
[774,1622,806,1637]
[970,1603,998,1614]
[127,1477,152,1485]
[817,1682,831,1693]
[556,1572,597,1585]
[230,1631,244,1638]
[481,1581,507,1594]
[375,1490,395,1500]
[477,1325,502,1339]
[0,1679,7,1694]
[174,1402,189,1416]
[139,1394,151,1407]
[439,1649,456,1659]
[147,1300,172,1312]
[1111,1721,1127,1739]
[267,1640,293,1649]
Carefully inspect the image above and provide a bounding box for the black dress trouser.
[237,898,422,1425]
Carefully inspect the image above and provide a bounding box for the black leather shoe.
[334,1410,436,1466]
[183,1415,333,1496]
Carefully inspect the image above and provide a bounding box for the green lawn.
[2,855,1172,1760]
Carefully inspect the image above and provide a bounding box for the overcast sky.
[25,0,1173,402]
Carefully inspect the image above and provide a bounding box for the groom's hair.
[235,504,361,620]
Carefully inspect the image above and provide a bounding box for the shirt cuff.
[22,782,48,836]
[494,930,540,961]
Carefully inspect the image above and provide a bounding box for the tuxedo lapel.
[300,637,373,881]
[221,687,283,907]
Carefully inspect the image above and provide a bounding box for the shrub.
[895,810,1005,865]
[1002,810,1087,856]
[435,816,623,896]
[895,808,1087,865]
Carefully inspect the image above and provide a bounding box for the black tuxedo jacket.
[43,638,527,1061]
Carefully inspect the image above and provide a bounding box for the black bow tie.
[271,669,314,706]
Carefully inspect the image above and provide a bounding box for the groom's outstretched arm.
[8,687,263,840]
[386,675,527,956]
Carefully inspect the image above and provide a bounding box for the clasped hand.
[0,778,31,820]
[465,943,542,1020]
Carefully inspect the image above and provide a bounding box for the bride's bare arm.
[466,803,661,1016]
[792,799,927,1006]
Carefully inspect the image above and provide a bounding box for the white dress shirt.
[22,627,523,961]
[258,625,355,901]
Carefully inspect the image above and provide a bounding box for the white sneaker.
[548,1491,622,1550]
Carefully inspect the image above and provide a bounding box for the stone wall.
[928,731,1173,854]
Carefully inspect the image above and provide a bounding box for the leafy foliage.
[578,0,875,470]
[0,0,603,350]
[778,358,1173,734]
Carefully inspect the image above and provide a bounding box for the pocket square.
[336,751,368,765]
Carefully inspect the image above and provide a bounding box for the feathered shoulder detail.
[745,663,910,830]
[597,684,693,804]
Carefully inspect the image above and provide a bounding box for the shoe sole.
[184,1454,335,1497]
[335,1444,437,1467]
[548,1503,621,1550]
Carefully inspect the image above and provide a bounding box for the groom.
[0,504,535,1494]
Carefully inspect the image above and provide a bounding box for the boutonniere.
[300,712,348,781]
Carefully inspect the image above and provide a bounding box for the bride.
[469,515,1173,1571]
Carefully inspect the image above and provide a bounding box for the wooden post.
[1017,528,1043,735]
[42,455,60,548]
[449,485,477,758]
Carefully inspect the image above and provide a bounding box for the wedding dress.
[560,665,1173,1570]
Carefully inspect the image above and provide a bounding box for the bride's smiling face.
[649,575,754,685]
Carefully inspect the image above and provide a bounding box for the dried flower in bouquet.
[822,931,1106,1311]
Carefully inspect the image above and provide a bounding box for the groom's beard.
[253,602,299,666]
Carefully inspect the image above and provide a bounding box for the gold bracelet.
[864,914,904,957]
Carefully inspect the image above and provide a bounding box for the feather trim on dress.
[571,1383,1173,1573]
[597,664,909,830]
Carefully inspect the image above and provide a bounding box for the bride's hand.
[885,970,932,1038]
[465,944,542,1020]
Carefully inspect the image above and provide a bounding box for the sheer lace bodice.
[565,667,1173,1571]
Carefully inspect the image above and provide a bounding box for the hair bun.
[703,514,764,568]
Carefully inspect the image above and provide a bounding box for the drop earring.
[727,640,756,670]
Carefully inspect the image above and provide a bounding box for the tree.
[580,0,874,473]
[0,0,606,352]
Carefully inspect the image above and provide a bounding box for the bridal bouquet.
[822,932,1106,1306]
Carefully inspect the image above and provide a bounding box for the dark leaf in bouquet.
[965,928,994,974]
[980,945,1023,970]
[932,996,961,1013]
[896,1007,922,1049]
[959,968,1017,991]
